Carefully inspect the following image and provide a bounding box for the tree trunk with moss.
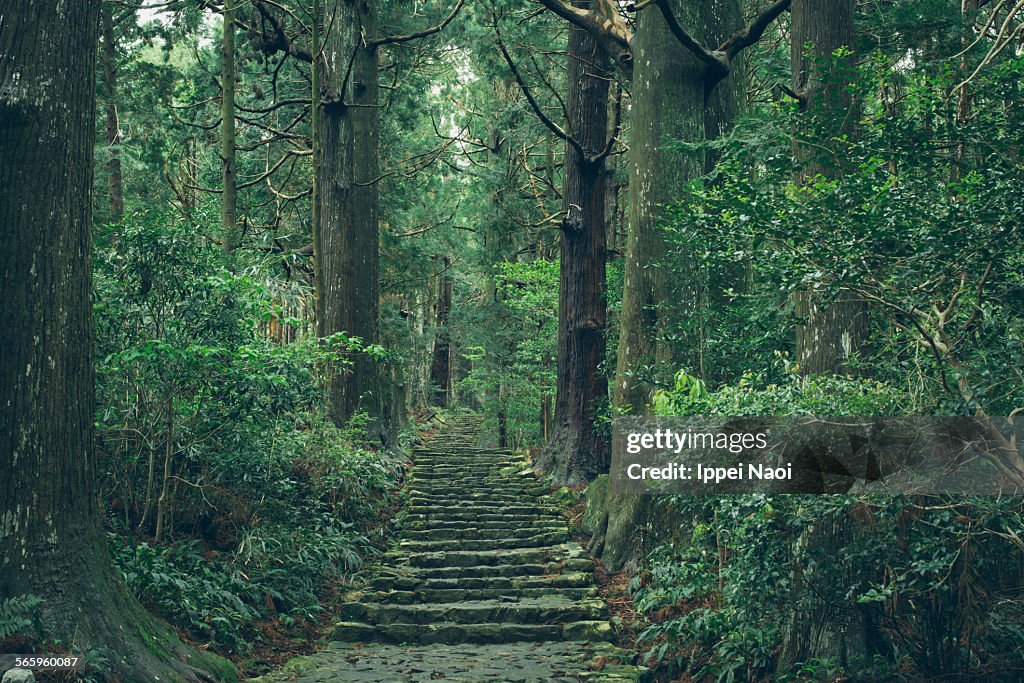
[316,0,382,428]
[429,259,453,407]
[537,5,611,486]
[603,0,742,571]
[101,2,124,222]
[0,2,234,680]
[791,0,868,375]
[221,0,239,251]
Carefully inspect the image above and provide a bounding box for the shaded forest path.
[255,416,646,681]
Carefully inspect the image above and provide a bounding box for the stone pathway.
[255,415,646,682]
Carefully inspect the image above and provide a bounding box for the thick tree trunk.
[221,0,239,251]
[604,0,712,571]
[316,0,382,428]
[0,2,233,679]
[537,9,611,486]
[791,0,868,375]
[612,0,706,417]
[778,505,872,671]
[101,2,124,222]
[429,259,453,407]
[781,4,872,670]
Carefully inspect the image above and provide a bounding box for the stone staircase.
[333,415,614,646]
[255,415,647,681]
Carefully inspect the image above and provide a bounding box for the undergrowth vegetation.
[617,41,1024,682]
[629,357,1024,680]
[92,214,403,658]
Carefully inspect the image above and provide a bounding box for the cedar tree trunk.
[0,2,234,679]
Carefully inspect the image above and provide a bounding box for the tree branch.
[535,0,634,76]
[719,0,792,61]
[649,0,791,96]
[369,0,467,48]
[652,0,725,73]
[249,0,312,62]
[493,19,586,159]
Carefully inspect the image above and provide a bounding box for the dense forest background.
[2,0,1023,680]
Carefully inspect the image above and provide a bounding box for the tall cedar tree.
[791,0,868,374]
[315,0,382,429]
[537,11,612,485]
[0,1,233,679]
[221,0,239,251]
[779,0,873,669]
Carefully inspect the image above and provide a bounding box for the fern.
[0,594,42,639]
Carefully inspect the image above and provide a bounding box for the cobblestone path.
[255,416,646,682]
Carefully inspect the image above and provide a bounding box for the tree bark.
[0,2,233,679]
[612,0,706,418]
[429,258,453,407]
[604,0,744,571]
[221,0,239,251]
[316,0,382,428]
[537,7,611,486]
[101,2,124,222]
[782,5,873,669]
[791,0,868,376]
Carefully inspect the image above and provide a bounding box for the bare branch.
[719,0,792,61]
[370,0,466,48]
[535,0,634,75]
[493,17,586,159]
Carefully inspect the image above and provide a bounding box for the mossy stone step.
[398,530,570,552]
[313,418,634,673]
[408,502,557,515]
[373,571,594,591]
[406,484,546,496]
[332,619,613,645]
[403,525,567,541]
[339,596,608,626]
[406,512,565,524]
[392,543,586,568]
[407,495,556,508]
[355,585,599,603]
[373,558,595,581]
[254,641,649,683]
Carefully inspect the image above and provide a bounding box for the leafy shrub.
[635,369,1024,680]
[94,213,402,654]
[0,595,42,640]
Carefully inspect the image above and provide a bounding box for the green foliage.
[94,212,401,654]
[641,350,1021,679]
[459,260,560,447]
[633,494,1024,681]
[0,595,43,640]
[653,364,905,417]
[660,52,1024,413]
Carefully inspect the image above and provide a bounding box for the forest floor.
[252,416,648,682]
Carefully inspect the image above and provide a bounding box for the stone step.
[405,519,564,531]
[372,571,595,591]
[332,619,613,645]
[408,492,553,505]
[375,558,595,581]
[407,480,542,491]
[358,586,600,603]
[339,597,608,626]
[408,503,557,516]
[395,543,588,568]
[408,471,533,481]
[403,526,567,541]
[407,490,547,502]
[399,530,570,552]
[406,512,564,524]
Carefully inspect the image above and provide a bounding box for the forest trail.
[255,416,647,681]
